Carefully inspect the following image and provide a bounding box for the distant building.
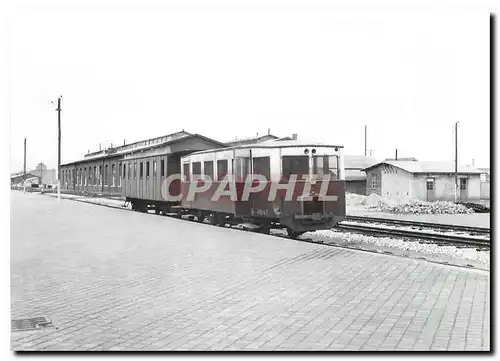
[363,160,483,202]
[29,163,57,186]
[11,173,40,185]
[344,155,378,195]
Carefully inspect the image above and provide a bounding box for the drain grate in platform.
[11,317,53,332]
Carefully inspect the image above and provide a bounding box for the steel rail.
[344,215,490,235]
[336,223,490,248]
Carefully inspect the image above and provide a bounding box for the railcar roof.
[187,140,344,156]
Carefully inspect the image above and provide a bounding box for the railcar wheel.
[287,228,304,239]
[259,224,271,234]
[155,209,161,215]
[197,212,206,223]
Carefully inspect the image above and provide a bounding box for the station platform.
[11,191,490,351]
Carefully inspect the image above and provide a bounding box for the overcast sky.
[7,2,491,173]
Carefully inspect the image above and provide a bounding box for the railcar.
[178,141,346,237]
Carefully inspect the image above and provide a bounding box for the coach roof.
[187,139,344,156]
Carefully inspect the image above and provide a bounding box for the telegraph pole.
[364,125,367,156]
[455,122,458,200]
[56,96,62,203]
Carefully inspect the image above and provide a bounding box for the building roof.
[363,160,484,174]
[344,155,378,170]
[345,169,367,181]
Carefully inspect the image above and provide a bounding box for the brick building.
[363,160,483,202]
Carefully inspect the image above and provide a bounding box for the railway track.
[344,215,490,236]
[38,191,490,250]
[336,222,490,249]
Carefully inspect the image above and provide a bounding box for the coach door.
[233,149,252,182]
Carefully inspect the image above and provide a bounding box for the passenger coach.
[179,140,346,237]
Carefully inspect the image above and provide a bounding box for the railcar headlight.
[304,148,309,154]
[334,147,338,151]
[312,149,316,154]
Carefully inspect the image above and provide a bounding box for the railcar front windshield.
[313,155,339,180]
[282,156,309,179]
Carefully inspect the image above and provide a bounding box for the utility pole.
[56,96,62,203]
[364,125,367,156]
[395,148,398,161]
[455,122,458,199]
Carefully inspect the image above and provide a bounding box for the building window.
[460,178,468,190]
[426,179,434,191]
[93,166,97,185]
[83,168,86,186]
[161,160,165,177]
[111,164,115,186]
[371,174,378,189]
[153,161,157,178]
[146,161,150,177]
[99,165,103,185]
[104,165,108,186]
[217,159,228,181]
[204,161,214,179]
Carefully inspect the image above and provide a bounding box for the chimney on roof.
[395,148,398,161]
[99,143,101,151]
[124,139,126,145]
[268,128,270,135]
[292,133,298,140]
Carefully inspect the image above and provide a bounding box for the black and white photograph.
[5,0,493,353]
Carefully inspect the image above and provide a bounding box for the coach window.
[160,160,165,177]
[134,163,137,179]
[217,159,228,181]
[128,164,131,179]
[111,164,115,186]
[153,161,157,178]
[104,165,108,186]
[204,161,214,180]
[192,162,201,177]
[99,165,103,185]
[146,161,150,178]
[252,157,270,180]
[140,162,144,178]
[93,166,97,185]
[282,156,309,179]
[183,163,190,181]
